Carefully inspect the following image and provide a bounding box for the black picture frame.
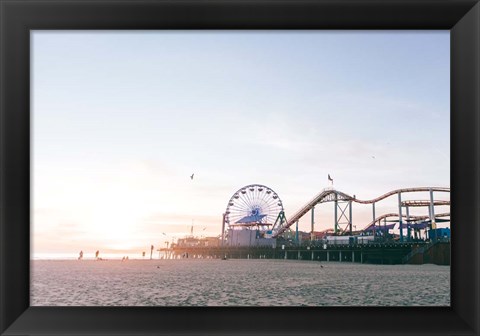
[1,0,479,335]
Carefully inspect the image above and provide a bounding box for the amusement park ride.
[221,184,450,246]
[221,184,284,246]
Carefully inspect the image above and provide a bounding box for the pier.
[163,185,450,266]
[166,240,450,265]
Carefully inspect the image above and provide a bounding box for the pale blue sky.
[32,31,450,255]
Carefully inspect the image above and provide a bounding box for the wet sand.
[31,259,450,306]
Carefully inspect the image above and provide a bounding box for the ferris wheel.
[224,184,284,231]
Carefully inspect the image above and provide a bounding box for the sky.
[31,31,450,258]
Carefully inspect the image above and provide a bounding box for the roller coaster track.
[359,212,451,232]
[272,187,450,237]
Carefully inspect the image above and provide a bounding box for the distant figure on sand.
[95,250,99,260]
[78,250,83,260]
[150,245,154,260]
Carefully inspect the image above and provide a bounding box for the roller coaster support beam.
[272,211,287,233]
[406,206,411,242]
[311,206,315,241]
[349,200,353,235]
[334,194,338,234]
[427,205,432,240]
[398,192,404,242]
[336,200,353,235]
[430,188,436,230]
[295,220,299,246]
[384,217,387,241]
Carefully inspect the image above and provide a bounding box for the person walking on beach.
[78,250,83,260]
[150,245,154,260]
[95,250,99,260]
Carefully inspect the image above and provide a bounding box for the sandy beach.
[30,259,450,306]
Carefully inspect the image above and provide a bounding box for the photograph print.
[31,30,450,306]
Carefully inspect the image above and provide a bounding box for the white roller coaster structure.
[272,187,450,238]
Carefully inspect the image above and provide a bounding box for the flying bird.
[371,156,376,159]
[190,173,194,180]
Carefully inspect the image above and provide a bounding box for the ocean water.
[31,259,450,306]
